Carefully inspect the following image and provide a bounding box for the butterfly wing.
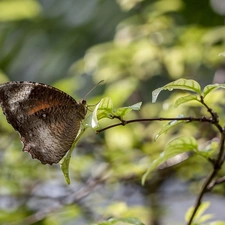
[0,81,86,164]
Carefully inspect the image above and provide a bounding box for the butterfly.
[0,81,87,164]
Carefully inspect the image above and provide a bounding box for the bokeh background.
[1,0,225,224]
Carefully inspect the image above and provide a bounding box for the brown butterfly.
[0,81,87,164]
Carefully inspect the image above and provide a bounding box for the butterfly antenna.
[84,80,104,99]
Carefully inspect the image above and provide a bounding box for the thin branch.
[207,176,225,190]
[200,95,216,119]
[200,96,223,132]
[186,97,225,225]
[187,169,217,225]
[96,116,213,133]
[187,129,225,225]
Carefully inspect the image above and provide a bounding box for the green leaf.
[114,102,142,118]
[84,113,95,128]
[155,116,186,140]
[96,97,114,120]
[115,107,133,117]
[59,149,73,185]
[91,98,142,128]
[175,95,199,107]
[202,84,225,98]
[197,214,214,223]
[196,141,218,158]
[128,102,142,110]
[185,202,213,224]
[152,79,201,103]
[60,127,86,184]
[209,222,225,225]
[90,104,101,129]
[142,136,198,184]
[90,97,114,129]
[94,217,145,225]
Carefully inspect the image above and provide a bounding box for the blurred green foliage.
[1,0,225,225]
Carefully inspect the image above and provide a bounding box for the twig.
[200,95,223,132]
[187,131,225,225]
[96,116,213,133]
[207,175,225,190]
[186,97,225,225]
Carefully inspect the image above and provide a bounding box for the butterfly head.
[77,99,87,119]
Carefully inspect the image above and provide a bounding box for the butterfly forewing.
[0,81,87,164]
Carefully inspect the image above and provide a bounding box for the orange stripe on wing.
[28,102,56,115]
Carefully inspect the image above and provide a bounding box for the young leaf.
[113,107,132,118]
[91,97,114,129]
[91,98,142,128]
[128,102,142,110]
[175,95,199,107]
[60,127,86,184]
[209,222,225,225]
[196,141,218,158]
[84,113,95,128]
[60,148,73,184]
[197,214,214,223]
[90,103,101,129]
[202,84,225,98]
[152,79,201,103]
[155,116,186,140]
[114,102,142,118]
[142,136,198,184]
[96,97,114,119]
[185,202,213,224]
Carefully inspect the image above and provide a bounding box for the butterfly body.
[0,81,87,164]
